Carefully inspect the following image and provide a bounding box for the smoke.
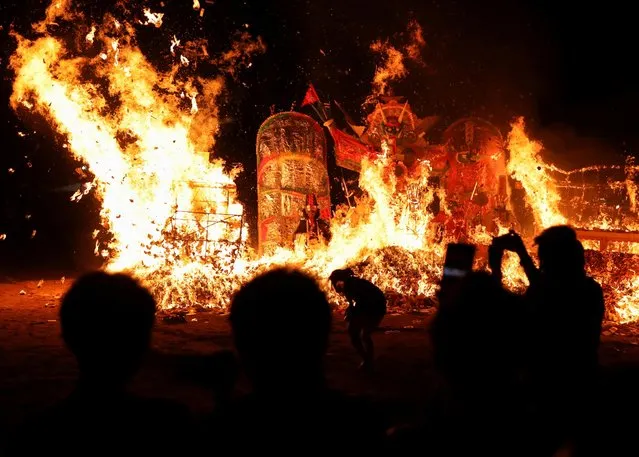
[534,123,623,169]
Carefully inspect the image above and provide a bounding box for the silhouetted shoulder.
[581,276,605,308]
[217,390,386,452]
[344,277,387,306]
[585,276,603,293]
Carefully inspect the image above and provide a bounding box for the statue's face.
[385,123,401,136]
[384,117,402,136]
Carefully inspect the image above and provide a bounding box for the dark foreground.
[2,278,639,440]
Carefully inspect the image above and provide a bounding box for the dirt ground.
[3,277,639,439]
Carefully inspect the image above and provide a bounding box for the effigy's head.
[383,116,402,136]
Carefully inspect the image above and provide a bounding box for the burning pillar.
[256,112,331,255]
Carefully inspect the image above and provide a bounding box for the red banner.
[301,84,320,107]
[327,125,378,172]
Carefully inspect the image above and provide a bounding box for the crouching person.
[329,268,386,371]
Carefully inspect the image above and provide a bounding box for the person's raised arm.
[508,232,540,285]
[488,243,504,284]
[489,231,540,285]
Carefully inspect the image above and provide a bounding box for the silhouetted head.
[60,272,156,387]
[230,268,331,391]
[329,268,355,294]
[534,225,585,277]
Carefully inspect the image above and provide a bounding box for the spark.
[142,9,164,28]
[190,93,198,114]
[170,35,180,56]
[86,25,96,43]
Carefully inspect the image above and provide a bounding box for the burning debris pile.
[8,1,639,323]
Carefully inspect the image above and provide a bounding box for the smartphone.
[442,243,476,280]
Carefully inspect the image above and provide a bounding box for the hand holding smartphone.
[439,242,476,309]
[443,243,476,280]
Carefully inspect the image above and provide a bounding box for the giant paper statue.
[325,96,442,177]
[320,94,510,239]
[256,112,331,255]
[439,117,510,238]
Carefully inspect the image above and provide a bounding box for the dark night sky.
[1,0,638,274]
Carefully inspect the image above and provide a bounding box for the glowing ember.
[625,156,638,214]
[141,9,164,28]
[85,26,96,44]
[170,36,180,56]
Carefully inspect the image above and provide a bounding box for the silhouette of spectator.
[219,267,386,452]
[490,226,605,454]
[8,272,190,456]
[208,350,238,414]
[195,349,239,436]
[425,271,528,456]
[329,268,387,370]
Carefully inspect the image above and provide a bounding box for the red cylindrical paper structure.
[256,112,331,255]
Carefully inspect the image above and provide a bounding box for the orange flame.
[11,4,639,324]
[254,156,445,305]
[625,156,638,214]
[369,41,407,98]
[506,118,639,323]
[368,20,427,102]
[506,117,567,228]
[406,19,426,63]
[9,0,264,307]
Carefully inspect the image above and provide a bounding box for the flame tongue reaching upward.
[367,20,426,104]
[506,117,567,228]
[10,2,246,278]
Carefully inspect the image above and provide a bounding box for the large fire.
[9,0,257,305]
[9,1,639,324]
